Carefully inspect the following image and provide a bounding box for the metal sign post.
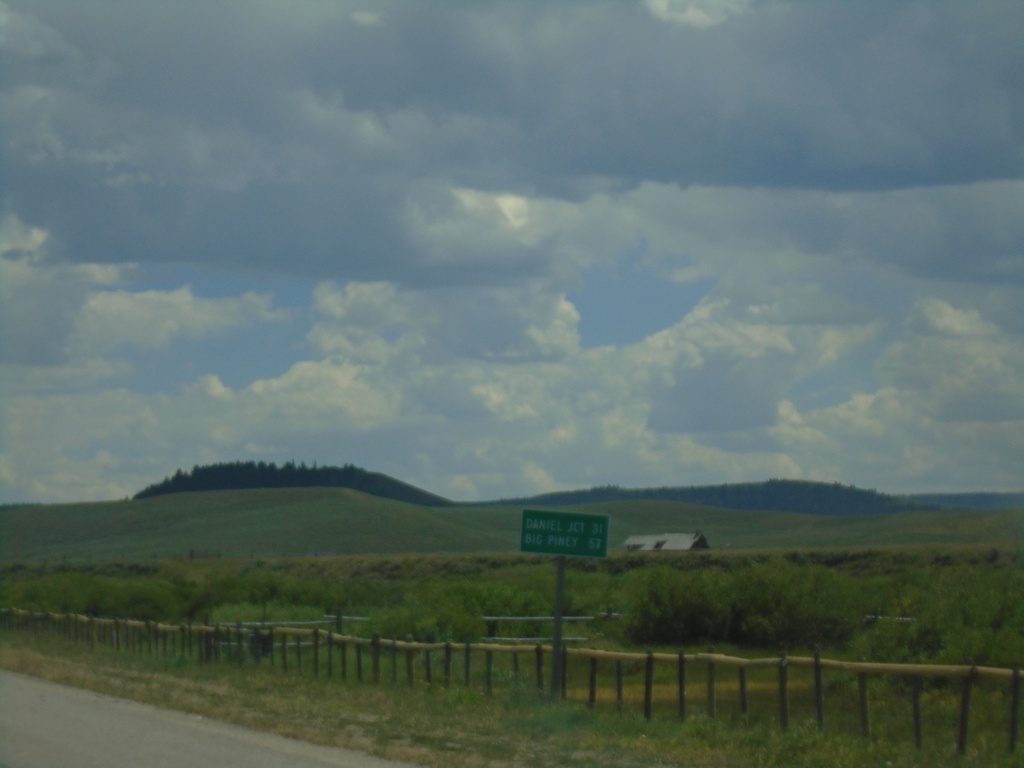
[550,554,566,700]
[519,509,609,700]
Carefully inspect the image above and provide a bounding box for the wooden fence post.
[406,636,415,687]
[677,652,686,720]
[295,634,302,672]
[561,647,568,700]
[535,644,544,693]
[958,667,977,755]
[588,656,598,708]
[707,649,717,720]
[326,631,333,678]
[356,640,363,682]
[814,648,824,730]
[443,643,452,688]
[313,629,320,677]
[858,671,870,739]
[644,652,654,720]
[912,675,922,749]
[1007,667,1015,753]
[486,649,494,696]
[778,655,789,731]
[464,641,472,688]
[424,646,432,684]
[739,666,748,716]
[1010,667,1020,753]
[617,660,624,713]
[392,638,398,683]
[281,633,288,672]
[372,633,381,684]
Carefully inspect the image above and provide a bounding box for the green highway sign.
[520,509,609,559]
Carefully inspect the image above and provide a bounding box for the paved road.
[0,670,417,768]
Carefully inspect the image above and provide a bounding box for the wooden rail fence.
[2,608,1020,755]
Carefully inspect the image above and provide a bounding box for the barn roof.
[623,531,709,552]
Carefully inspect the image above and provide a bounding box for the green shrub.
[850,565,1024,667]
[729,562,858,647]
[6,572,188,621]
[624,562,860,648]
[624,566,732,646]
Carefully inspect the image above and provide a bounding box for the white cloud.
[800,383,1023,492]
[351,11,381,28]
[310,278,582,365]
[878,298,1024,424]
[0,214,126,365]
[312,280,408,329]
[192,374,234,402]
[2,1,1022,503]
[911,296,999,338]
[247,359,401,430]
[645,0,753,28]
[521,461,558,494]
[73,286,287,353]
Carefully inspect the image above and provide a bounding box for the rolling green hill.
[132,464,960,517]
[1,488,1021,562]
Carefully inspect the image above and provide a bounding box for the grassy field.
[2,487,1021,561]
[2,624,1021,768]
[3,546,1022,665]
[2,490,1022,765]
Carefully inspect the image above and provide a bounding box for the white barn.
[624,531,710,552]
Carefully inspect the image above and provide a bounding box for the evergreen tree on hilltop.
[133,460,452,507]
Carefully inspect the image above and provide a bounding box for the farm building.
[624,531,710,552]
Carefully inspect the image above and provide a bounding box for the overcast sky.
[2,0,1023,504]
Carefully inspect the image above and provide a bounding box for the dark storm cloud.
[5,0,1023,285]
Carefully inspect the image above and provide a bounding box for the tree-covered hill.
[908,492,1024,510]
[133,461,454,507]
[498,479,936,516]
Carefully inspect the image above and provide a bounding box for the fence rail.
[2,607,1019,755]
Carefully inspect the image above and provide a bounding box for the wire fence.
[2,607,1020,756]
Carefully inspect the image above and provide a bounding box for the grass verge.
[2,634,1021,768]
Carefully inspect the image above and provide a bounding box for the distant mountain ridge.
[498,479,936,516]
[133,461,454,507]
[132,463,1019,517]
[908,492,1024,511]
